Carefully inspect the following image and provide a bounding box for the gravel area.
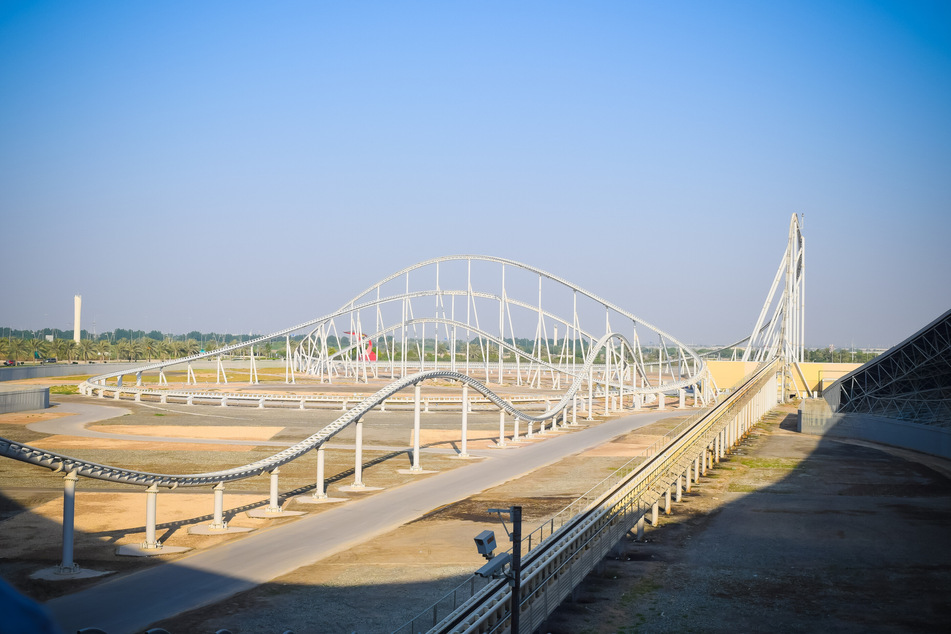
[546,404,951,633]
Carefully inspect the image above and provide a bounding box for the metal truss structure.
[0,217,807,619]
[743,213,807,396]
[294,256,707,397]
[1,257,711,490]
[824,309,951,427]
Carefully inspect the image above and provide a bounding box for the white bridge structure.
[0,216,809,633]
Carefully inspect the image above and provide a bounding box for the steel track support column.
[59,471,80,573]
[285,335,295,384]
[513,417,520,443]
[684,468,692,493]
[249,346,259,384]
[678,389,686,409]
[498,410,507,447]
[313,447,327,499]
[353,419,365,487]
[572,394,578,425]
[211,483,226,529]
[651,500,659,526]
[266,468,281,513]
[676,475,683,502]
[665,487,671,515]
[702,448,708,476]
[587,365,594,420]
[143,484,160,549]
[412,384,423,471]
[460,384,469,458]
[636,513,645,541]
[693,457,700,483]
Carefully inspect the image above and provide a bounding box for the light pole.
[486,505,522,634]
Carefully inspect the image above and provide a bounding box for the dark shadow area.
[545,409,951,633]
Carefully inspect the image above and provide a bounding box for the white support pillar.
[353,419,365,487]
[678,389,686,409]
[664,487,671,515]
[513,417,520,442]
[412,384,423,471]
[657,391,665,410]
[497,410,507,447]
[143,484,160,549]
[313,447,327,499]
[587,365,594,420]
[285,335,296,385]
[59,471,79,573]
[459,384,469,458]
[211,482,226,529]
[685,468,692,492]
[266,468,281,513]
[676,475,683,502]
[572,394,578,425]
[651,500,659,526]
[249,346,259,384]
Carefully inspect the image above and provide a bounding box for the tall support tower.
[74,295,82,343]
[742,214,806,396]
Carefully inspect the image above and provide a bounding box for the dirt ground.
[0,394,660,609]
[148,404,951,634]
[545,405,951,634]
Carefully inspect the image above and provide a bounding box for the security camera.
[474,530,497,559]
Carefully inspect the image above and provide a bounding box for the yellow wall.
[706,360,861,395]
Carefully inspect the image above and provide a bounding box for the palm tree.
[184,338,200,356]
[142,337,159,362]
[57,339,77,362]
[116,339,144,362]
[28,338,47,363]
[7,338,26,363]
[96,340,111,363]
[76,339,96,362]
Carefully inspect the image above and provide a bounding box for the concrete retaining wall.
[0,363,139,382]
[799,397,951,460]
[0,386,50,414]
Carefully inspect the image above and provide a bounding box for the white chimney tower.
[74,295,82,343]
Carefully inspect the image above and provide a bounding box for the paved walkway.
[46,410,678,633]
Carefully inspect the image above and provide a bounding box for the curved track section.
[2,256,709,490]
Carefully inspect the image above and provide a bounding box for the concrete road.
[47,411,683,634]
[46,410,678,633]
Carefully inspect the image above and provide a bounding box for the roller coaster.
[1,216,806,633]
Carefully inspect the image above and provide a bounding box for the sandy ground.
[140,404,951,634]
[1,394,662,612]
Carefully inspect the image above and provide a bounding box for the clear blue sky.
[1,1,949,348]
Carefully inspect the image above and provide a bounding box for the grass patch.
[154,413,165,417]
[727,483,761,493]
[619,576,661,607]
[738,458,801,470]
[49,385,79,395]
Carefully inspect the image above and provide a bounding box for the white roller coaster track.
[0,256,709,490]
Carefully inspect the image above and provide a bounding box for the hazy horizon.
[2,2,949,349]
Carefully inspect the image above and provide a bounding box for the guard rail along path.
[397,358,780,634]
